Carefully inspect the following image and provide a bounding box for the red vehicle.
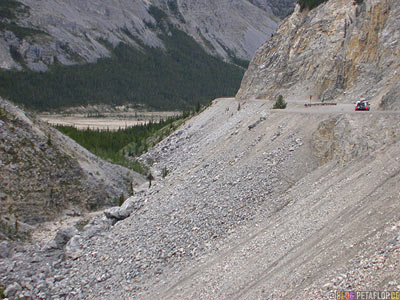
[355,100,370,111]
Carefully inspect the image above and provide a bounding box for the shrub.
[161,167,169,178]
[116,193,125,206]
[0,283,5,298]
[0,105,8,120]
[273,95,287,109]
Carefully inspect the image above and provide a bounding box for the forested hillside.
[55,113,188,174]
[0,28,244,111]
[0,0,285,111]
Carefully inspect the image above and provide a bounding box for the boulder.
[0,240,11,258]
[46,227,79,250]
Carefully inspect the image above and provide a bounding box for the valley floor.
[38,111,181,131]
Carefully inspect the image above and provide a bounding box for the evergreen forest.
[55,112,190,174]
[297,0,328,10]
[0,28,245,111]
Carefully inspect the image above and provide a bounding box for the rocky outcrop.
[311,114,400,164]
[380,83,400,110]
[0,97,145,239]
[0,0,297,71]
[236,0,400,109]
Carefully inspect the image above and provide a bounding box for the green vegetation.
[148,5,168,24]
[0,0,39,41]
[273,95,287,109]
[0,22,46,39]
[161,167,169,178]
[0,28,244,111]
[0,105,8,121]
[0,4,244,112]
[55,113,189,174]
[0,283,5,298]
[0,0,44,40]
[0,0,28,20]
[114,193,125,206]
[298,0,328,11]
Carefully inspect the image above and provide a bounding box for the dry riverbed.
[39,111,182,130]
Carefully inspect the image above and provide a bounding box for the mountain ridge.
[0,0,295,111]
[0,0,295,72]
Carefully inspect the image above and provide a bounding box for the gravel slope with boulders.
[1,97,399,299]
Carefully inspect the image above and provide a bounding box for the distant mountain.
[0,0,296,110]
[0,0,294,71]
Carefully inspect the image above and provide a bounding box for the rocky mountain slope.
[0,97,144,240]
[1,98,399,299]
[0,0,296,71]
[237,0,400,108]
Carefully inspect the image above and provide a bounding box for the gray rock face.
[380,83,400,110]
[0,0,292,70]
[236,0,400,109]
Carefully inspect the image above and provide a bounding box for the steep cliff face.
[237,0,400,108]
[0,98,144,239]
[0,0,296,71]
